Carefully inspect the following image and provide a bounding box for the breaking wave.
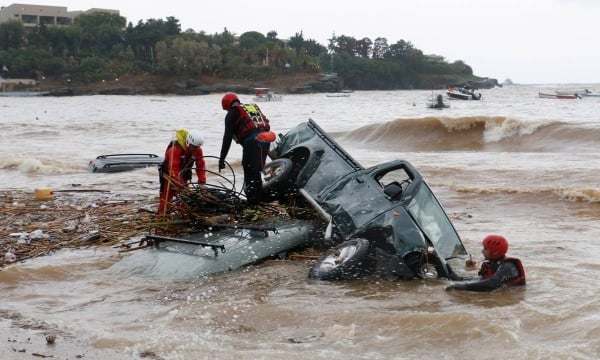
[452,184,600,203]
[0,157,85,175]
[336,116,600,152]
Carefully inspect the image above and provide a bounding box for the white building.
[0,3,121,31]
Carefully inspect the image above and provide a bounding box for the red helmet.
[482,234,509,258]
[221,92,239,110]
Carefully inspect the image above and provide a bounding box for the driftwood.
[0,190,164,268]
[0,189,320,269]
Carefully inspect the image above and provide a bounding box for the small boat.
[579,89,600,97]
[252,87,282,102]
[88,153,164,173]
[446,86,482,100]
[427,93,450,109]
[47,88,74,96]
[0,89,49,97]
[538,92,581,99]
[555,89,588,96]
[326,93,351,98]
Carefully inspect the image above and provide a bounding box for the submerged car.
[263,119,469,280]
[88,153,164,173]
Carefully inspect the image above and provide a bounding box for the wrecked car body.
[263,119,469,280]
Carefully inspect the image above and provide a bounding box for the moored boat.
[427,93,450,109]
[252,87,282,102]
[446,86,481,100]
[538,92,581,99]
[555,89,587,96]
[0,89,49,96]
[579,89,600,97]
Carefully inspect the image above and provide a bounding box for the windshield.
[406,184,467,259]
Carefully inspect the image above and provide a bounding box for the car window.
[406,185,467,259]
[378,169,412,201]
[378,168,411,188]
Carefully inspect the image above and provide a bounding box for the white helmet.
[185,130,204,147]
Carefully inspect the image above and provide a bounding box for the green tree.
[9,48,51,77]
[212,28,235,48]
[44,26,82,57]
[39,57,67,76]
[155,37,221,76]
[356,37,372,58]
[126,18,172,62]
[74,12,126,57]
[266,31,278,41]
[0,20,25,50]
[372,37,388,59]
[75,56,108,82]
[450,60,473,75]
[332,35,359,56]
[288,31,304,55]
[0,49,12,70]
[239,31,266,50]
[387,39,413,59]
[303,39,325,57]
[164,16,182,36]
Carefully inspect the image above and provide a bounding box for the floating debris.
[1,189,320,268]
[0,190,160,268]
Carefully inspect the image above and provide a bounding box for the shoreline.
[35,72,328,97]
[25,72,500,97]
[1,317,130,360]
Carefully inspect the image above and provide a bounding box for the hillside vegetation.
[0,13,497,94]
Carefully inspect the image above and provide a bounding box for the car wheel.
[262,158,294,199]
[308,238,370,280]
[404,250,440,279]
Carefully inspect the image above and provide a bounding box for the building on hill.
[0,3,120,31]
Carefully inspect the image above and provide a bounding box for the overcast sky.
[5,0,599,84]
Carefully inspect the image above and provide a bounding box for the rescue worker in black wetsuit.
[446,234,526,292]
[219,92,273,205]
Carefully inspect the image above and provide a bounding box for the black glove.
[218,159,225,173]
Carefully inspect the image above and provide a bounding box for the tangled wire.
[162,157,295,228]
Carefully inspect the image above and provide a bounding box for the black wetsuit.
[446,260,523,292]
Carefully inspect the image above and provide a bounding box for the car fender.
[279,145,325,188]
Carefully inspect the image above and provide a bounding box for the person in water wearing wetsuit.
[446,234,526,292]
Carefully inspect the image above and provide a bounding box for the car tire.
[403,250,440,279]
[308,238,370,280]
[262,158,294,200]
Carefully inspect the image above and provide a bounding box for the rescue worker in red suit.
[446,234,526,292]
[219,92,273,205]
[158,129,206,216]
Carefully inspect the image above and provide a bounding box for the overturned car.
[263,119,469,281]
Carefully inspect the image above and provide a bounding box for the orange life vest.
[479,257,526,286]
[233,103,270,142]
[160,141,194,183]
